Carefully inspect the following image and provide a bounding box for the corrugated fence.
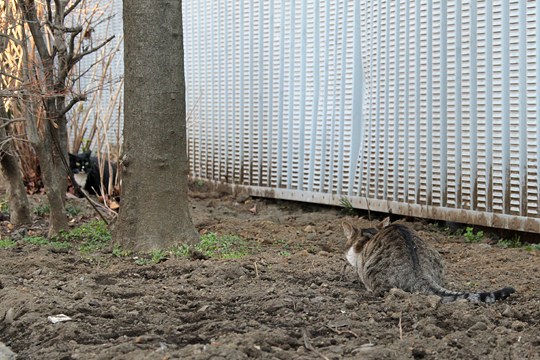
[183,0,540,233]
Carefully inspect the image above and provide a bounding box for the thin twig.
[324,324,359,338]
[398,312,403,340]
[302,329,330,360]
[339,262,348,281]
[254,261,259,278]
[71,35,115,65]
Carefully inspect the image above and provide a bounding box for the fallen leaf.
[109,200,120,210]
[249,205,257,214]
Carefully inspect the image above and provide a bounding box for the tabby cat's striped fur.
[342,218,515,303]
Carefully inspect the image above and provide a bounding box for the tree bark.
[114,0,199,251]
[0,105,31,225]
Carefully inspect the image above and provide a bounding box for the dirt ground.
[1,188,539,360]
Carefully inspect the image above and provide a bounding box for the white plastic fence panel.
[183,0,540,233]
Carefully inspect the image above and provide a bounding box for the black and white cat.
[69,150,117,196]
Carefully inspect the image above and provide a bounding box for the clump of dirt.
[0,191,538,359]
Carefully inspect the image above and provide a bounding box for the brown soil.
[1,190,539,360]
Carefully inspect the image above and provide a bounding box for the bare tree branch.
[46,0,53,24]
[68,26,83,58]
[0,33,23,47]
[18,0,52,64]
[64,0,82,18]
[58,93,87,116]
[0,119,26,129]
[71,35,115,65]
[0,71,23,83]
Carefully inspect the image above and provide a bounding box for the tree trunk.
[0,106,31,225]
[24,100,69,236]
[38,120,69,237]
[114,0,199,251]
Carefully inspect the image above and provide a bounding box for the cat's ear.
[68,153,75,160]
[84,150,92,156]
[376,217,391,230]
[342,221,358,240]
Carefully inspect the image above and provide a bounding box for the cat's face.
[69,151,92,174]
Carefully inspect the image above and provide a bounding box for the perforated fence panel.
[182,0,540,233]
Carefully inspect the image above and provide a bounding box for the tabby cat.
[69,150,116,196]
[342,218,515,303]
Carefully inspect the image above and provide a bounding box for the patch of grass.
[524,244,540,252]
[112,245,132,258]
[134,257,151,266]
[173,233,253,259]
[497,235,523,249]
[464,227,484,243]
[197,233,251,259]
[49,240,71,250]
[33,203,50,217]
[171,244,191,257]
[151,249,167,263]
[65,204,81,217]
[134,249,167,266]
[24,235,70,250]
[0,198,8,215]
[24,221,109,254]
[55,220,110,254]
[0,239,16,249]
[24,236,50,246]
[278,250,291,257]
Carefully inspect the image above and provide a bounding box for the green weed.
[112,245,132,257]
[23,235,70,250]
[197,233,250,259]
[173,233,252,259]
[33,203,50,216]
[55,220,110,254]
[171,244,191,257]
[339,197,356,215]
[65,204,81,217]
[524,244,540,252]
[464,227,484,243]
[0,198,8,215]
[0,239,16,249]
[134,249,167,265]
[24,236,50,245]
[497,235,523,249]
[49,240,71,250]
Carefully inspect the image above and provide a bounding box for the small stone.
[468,321,488,332]
[0,342,17,360]
[88,299,101,307]
[4,308,15,324]
[422,323,445,338]
[343,299,357,309]
[73,292,84,300]
[502,305,514,318]
[426,295,441,309]
[304,225,315,233]
[235,193,250,203]
[306,233,317,241]
[388,288,408,298]
[511,321,526,331]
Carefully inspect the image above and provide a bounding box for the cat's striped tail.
[429,282,515,304]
